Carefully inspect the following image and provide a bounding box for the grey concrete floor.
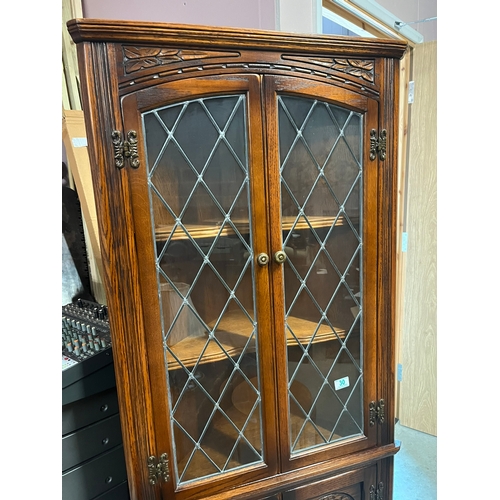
[393,422,437,499]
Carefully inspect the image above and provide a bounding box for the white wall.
[276,0,321,33]
[83,0,276,30]
[82,0,436,40]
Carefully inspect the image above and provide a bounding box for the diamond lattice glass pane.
[205,97,247,165]
[143,113,168,166]
[312,386,338,440]
[302,104,340,166]
[204,141,246,213]
[226,440,262,470]
[344,113,362,163]
[174,101,219,174]
[278,96,313,164]
[180,448,219,483]
[304,176,340,219]
[282,138,317,208]
[278,95,364,454]
[142,94,263,485]
[325,143,361,221]
[151,140,199,220]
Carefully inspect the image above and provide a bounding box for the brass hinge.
[369,129,387,161]
[148,453,170,485]
[369,482,384,500]
[112,130,140,169]
[369,399,385,426]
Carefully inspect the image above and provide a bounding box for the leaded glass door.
[264,76,379,470]
[122,76,278,495]
[123,72,381,492]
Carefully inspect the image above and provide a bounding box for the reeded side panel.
[277,95,364,454]
[141,95,264,485]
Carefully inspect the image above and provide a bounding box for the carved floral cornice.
[122,46,239,74]
[282,55,374,83]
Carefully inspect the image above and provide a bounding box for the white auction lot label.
[334,376,350,391]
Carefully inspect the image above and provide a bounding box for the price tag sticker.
[334,376,350,391]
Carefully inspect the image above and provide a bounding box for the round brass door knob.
[257,253,270,266]
[274,250,287,264]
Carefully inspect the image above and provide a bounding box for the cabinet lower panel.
[282,466,375,500]
[193,447,398,500]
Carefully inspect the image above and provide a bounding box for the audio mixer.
[62,299,130,498]
[62,299,116,405]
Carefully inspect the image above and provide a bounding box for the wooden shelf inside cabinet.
[155,215,356,242]
[166,309,347,369]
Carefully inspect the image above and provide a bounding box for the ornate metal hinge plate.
[369,482,384,500]
[369,399,385,426]
[369,129,387,161]
[370,481,384,500]
[112,130,140,169]
[148,453,170,485]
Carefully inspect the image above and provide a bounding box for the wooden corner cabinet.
[67,18,407,500]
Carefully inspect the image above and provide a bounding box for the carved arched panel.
[315,493,355,500]
[116,44,379,98]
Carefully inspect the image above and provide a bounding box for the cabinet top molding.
[67,18,407,59]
